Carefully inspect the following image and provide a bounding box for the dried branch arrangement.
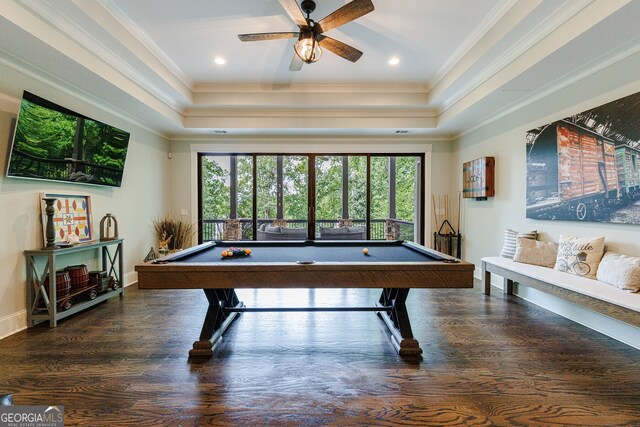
[152,217,195,251]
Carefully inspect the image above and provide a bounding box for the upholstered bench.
[256,226,308,240]
[482,256,640,328]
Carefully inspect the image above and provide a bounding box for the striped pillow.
[500,229,537,259]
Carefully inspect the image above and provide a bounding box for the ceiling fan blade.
[317,35,363,62]
[289,53,304,71]
[314,0,374,34]
[279,0,309,28]
[238,32,300,42]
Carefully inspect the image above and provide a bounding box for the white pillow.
[596,251,640,292]
[513,237,558,268]
[500,229,537,259]
[554,235,605,279]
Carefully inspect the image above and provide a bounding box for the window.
[256,156,308,240]
[199,154,253,240]
[199,153,424,244]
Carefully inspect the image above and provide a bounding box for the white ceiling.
[1,0,639,139]
[109,0,498,85]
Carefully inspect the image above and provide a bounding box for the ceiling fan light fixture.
[294,32,322,64]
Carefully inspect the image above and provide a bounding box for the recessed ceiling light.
[214,57,226,65]
[388,57,400,66]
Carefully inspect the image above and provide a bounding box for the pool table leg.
[378,288,423,357]
[189,289,244,357]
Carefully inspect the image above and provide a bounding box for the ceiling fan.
[238,0,374,71]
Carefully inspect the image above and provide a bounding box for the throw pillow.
[500,229,537,259]
[596,251,640,292]
[513,237,558,268]
[554,235,605,279]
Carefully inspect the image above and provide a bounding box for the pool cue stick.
[431,195,437,232]
[457,191,461,234]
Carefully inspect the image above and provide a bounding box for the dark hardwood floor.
[1,284,639,426]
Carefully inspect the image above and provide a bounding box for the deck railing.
[201,218,414,242]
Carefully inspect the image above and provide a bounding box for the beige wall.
[168,138,456,245]
[0,64,169,338]
[454,50,640,348]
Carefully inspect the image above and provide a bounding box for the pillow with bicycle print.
[554,235,605,279]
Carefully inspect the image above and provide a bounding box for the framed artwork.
[40,193,94,245]
[526,90,640,223]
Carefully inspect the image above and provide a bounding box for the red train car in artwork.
[526,120,621,221]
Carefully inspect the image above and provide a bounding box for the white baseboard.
[0,310,27,340]
[0,275,136,341]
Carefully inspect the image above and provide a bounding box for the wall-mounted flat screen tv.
[6,91,130,187]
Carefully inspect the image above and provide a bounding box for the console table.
[25,239,124,327]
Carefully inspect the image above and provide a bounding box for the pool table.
[135,240,474,358]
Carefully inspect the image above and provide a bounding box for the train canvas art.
[526,91,640,224]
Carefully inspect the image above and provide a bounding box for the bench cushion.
[482,256,640,313]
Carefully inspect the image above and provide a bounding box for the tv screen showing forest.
[6,91,130,187]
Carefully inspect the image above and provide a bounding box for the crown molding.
[182,106,437,130]
[192,83,429,94]
[431,0,519,88]
[192,92,429,108]
[184,107,436,119]
[94,0,193,92]
[437,0,592,114]
[183,137,446,147]
[0,47,169,140]
[427,0,542,108]
[17,0,188,109]
[455,36,640,139]
[441,0,631,128]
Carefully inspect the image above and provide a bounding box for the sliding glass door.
[256,155,308,240]
[200,154,253,240]
[314,155,367,240]
[199,153,423,244]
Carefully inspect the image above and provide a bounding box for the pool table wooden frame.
[135,240,474,358]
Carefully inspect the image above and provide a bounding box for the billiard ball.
[362,248,369,255]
